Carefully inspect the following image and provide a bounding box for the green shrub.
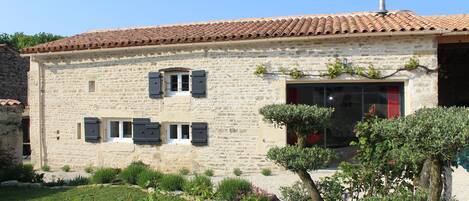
[233,168,242,176]
[41,165,50,172]
[137,169,163,188]
[216,178,252,201]
[280,181,311,201]
[183,174,213,199]
[204,169,214,177]
[84,165,94,173]
[92,168,119,184]
[120,161,148,185]
[267,146,336,172]
[318,176,345,201]
[142,191,186,201]
[260,168,271,176]
[241,194,270,201]
[160,174,186,191]
[67,175,89,186]
[178,167,190,175]
[44,178,66,187]
[359,187,427,201]
[0,164,43,183]
[61,165,71,172]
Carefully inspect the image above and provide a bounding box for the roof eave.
[21,30,445,58]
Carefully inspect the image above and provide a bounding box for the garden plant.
[260,104,336,201]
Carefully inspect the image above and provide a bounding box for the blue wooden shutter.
[133,118,150,143]
[149,72,163,98]
[191,122,208,145]
[84,117,100,142]
[145,122,162,144]
[191,70,206,98]
[133,118,161,145]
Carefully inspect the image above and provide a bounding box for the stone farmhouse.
[21,10,469,173]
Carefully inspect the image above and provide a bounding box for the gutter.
[21,30,446,58]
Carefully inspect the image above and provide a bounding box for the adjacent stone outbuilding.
[0,99,23,165]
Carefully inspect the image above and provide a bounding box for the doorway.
[438,43,469,106]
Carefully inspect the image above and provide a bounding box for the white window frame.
[107,119,133,143]
[167,123,191,144]
[166,72,190,96]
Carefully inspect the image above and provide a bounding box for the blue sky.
[2,0,469,36]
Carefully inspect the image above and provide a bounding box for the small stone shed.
[0,99,23,165]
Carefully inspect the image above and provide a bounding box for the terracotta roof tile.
[425,14,469,32]
[22,11,445,54]
[0,99,22,106]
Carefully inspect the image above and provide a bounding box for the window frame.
[167,123,191,144]
[106,119,133,143]
[166,72,190,96]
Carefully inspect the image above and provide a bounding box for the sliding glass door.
[287,83,404,148]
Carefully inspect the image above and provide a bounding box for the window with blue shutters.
[165,72,190,96]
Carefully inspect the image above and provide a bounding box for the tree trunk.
[429,158,443,201]
[296,134,324,201]
[419,158,431,190]
[297,170,324,201]
[442,164,452,201]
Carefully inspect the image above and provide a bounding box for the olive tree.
[260,104,335,201]
[401,107,469,201]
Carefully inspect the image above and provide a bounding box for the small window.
[167,123,191,144]
[88,81,96,92]
[166,72,190,96]
[107,119,133,142]
[77,123,82,140]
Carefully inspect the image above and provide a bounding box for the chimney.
[377,0,388,15]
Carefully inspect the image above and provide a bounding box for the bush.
[142,192,186,201]
[92,168,119,184]
[233,168,242,176]
[61,165,71,172]
[260,168,271,176]
[84,165,94,173]
[41,165,50,172]
[280,181,311,201]
[216,178,252,201]
[267,145,336,172]
[160,174,186,191]
[0,164,44,183]
[204,169,214,177]
[183,174,213,199]
[44,178,66,187]
[120,161,148,184]
[67,175,89,186]
[178,167,190,175]
[317,176,345,201]
[359,187,428,201]
[241,194,270,201]
[137,169,163,188]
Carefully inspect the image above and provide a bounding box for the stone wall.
[0,104,23,165]
[0,45,28,104]
[28,35,439,173]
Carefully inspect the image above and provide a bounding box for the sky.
[2,0,469,36]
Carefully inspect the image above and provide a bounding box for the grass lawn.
[0,185,148,201]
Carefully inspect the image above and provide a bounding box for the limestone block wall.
[28,35,439,174]
[0,105,23,165]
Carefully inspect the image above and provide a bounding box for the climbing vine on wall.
[254,57,437,80]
